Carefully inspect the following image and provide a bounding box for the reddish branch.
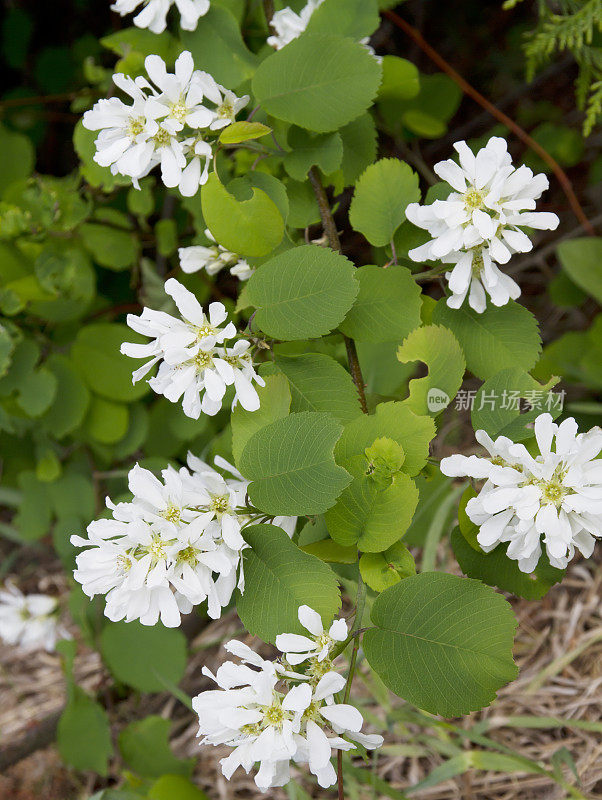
[384,9,596,237]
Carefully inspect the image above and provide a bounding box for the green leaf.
[80,222,140,270]
[284,128,343,181]
[340,265,422,343]
[84,394,129,444]
[377,56,420,101]
[471,368,560,441]
[245,245,358,340]
[180,5,258,89]
[349,159,420,246]
[237,524,341,643]
[300,539,357,563]
[324,460,418,552]
[305,0,380,40]
[0,124,34,196]
[41,354,90,438]
[57,686,112,775]
[119,716,193,778]
[239,411,352,516]
[338,114,378,186]
[14,471,52,541]
[219,121,271,144]
[71,323,150,402]
[363,572,518,716]
[557,236,602,305]
[451,527,564,601]
[335,401,436,477]
[359,542,416,592]
[100,621,187,693]
[16,366,57,417]
[252,34,382,133]
[201,172,284,257]
[432,299,541,381]
[228,172,290,223]
[271,352,362,424]
[149,776,208,800]
[231,373,291,466]
[397,324,465,416]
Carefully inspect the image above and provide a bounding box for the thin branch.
[263,0,275,26]
[384,9,596,236]
[307,167,370,414]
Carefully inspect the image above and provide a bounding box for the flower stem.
[263,0,275,25]
[307,167,369,415]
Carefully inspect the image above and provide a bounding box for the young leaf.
[100,621,187,693]
[252,34,382,132]
[324,460,419,552]
[349,159,420,246]
[239,411,352,516]
[335,401,436,477]
[397,324,465,416]
[245,245,359,341]
[201,172,284,258]
[270,352,362,424]
[231,373,291,466]
[432,300,541,381]
[57,685,112,775]
[339,265,422,343]
[363,572,518,716]
[377,56,420,101]
[359,542,416,592]
[237,524,341,643]
[219,121,271,144]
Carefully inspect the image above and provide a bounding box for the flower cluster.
[111,0,210,34]
[72,457,296,627]
[193,605,383,791]
[179,229,254,281]
[122,277,264,419]
[406,137,560,313]
[82,51,248,196]
[441,413,602,573]
[0,584,63,652]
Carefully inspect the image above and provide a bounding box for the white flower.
[406,136,559,312]
[83,51,246,195]
[179,229,254,280]
[192,623,383,791]
[122,278,265,419]
[0,584,62,652]
[72,458,296,626]
[276,604,348,666]
[196,72,250,130]
[111,0,210,34]
[267,0,324,50]
[441,413,602,573]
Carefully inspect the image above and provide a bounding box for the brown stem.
[337,750,345,800]
[263,0,275,25]
[383,9,596,237]
[307,167,369,414]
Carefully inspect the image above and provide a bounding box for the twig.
[383,9,596,236]
[263,0,275,26]
[307,167,370,414]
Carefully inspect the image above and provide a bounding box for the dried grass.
[0,551,600,800]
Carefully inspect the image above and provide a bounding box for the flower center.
[161,504,181,524]
[194,323,216,341]
[263,702,285,727]
[116,554,133,574]
[127,117,145,138]
[541,479,569,507]
[193,350,214,372]
[170,99,188,123]
[210,495,230,514]
[217,99,234,120]
[153,127,172,148]
[177,545,199,566]
[464,188,484,210]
